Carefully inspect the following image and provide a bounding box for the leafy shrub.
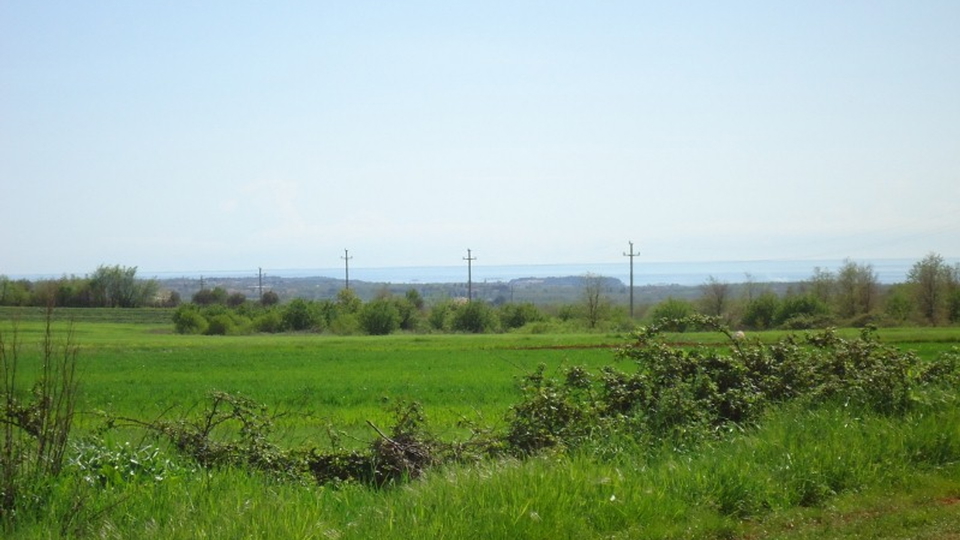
[503,315,938,455]
[775,294,830,328]
[253,309,285,333]
[741,292,779,330]
[451,301,500,333]
[499,302,545,330]
[282,299,318,332]
[172,305,208,334]
[427,300,456,331]
[359,299,401,335]
[70,440,186,486]
[505,365,598,454]
[647,297,696,330]
[329,313,360,335]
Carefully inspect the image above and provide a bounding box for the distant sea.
[141,258,944,287]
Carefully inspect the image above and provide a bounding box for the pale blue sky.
[2,2,958,276]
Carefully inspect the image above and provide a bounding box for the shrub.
[499,302,545,330]
[451,301,500,333]
[503,315,936,455]
[647,298,696,331]
[172,305,208,335]
[253,309,284,333]
[775,294,829,328]
[741,292,779,330]
[200,305,250,335]
[427,300,456,331]
[282,299,317,332]
[359,299,401,335]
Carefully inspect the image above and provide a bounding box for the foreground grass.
[8,400,960,539]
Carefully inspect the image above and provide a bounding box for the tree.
[699,276,730,317]
[192,286,228,306]
[89,265,158,307]
[741,292,779,330]
[226,292,247,308]
[834,259,879,319]
[907,253,953,324]
[581,274,610,329]
[336,288,362,315]
[260,290,279,306]
[805,267,835,305]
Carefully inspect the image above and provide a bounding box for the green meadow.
[3,309,960,539]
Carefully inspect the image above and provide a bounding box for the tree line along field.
[3,253,960,334]
[3,308,960,539]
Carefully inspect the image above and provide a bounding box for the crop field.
[3,308,960,539]
[6,312,627,443]
[7,310,956,442]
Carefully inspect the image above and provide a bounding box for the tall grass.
[7,398,959,539]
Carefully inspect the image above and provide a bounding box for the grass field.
[2,308,960,539]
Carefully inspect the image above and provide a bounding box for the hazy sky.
[3,2,958,276]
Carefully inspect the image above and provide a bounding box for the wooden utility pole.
[258,267,264,300]
[341,249,353,290]
[623,241,640,318]
[463,248,476,300]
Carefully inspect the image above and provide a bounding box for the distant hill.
[158,274,804,308]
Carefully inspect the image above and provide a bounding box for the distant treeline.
[3,254,959,329]
[0,265,170,308]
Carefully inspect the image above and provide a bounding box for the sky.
[2,2,958,277]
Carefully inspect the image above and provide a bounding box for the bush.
[451,301,500,333]
[427,300,457,331]
[282,299,318,332]
[499,302,545,330]
[359,299,401,335]
[253,309,285,333]
[741,292,779,330]
[647,298,696,331]
[503,315,938,455]
[172,305,208,335]
[775,294,829,328]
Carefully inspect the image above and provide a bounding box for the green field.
[3,309,960,539]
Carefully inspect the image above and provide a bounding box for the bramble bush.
[503,315,956,455]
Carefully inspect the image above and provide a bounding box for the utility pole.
[258,267,264,300]
[463,248,476,300]
[341,249,352,290]
[623,241,640,318]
